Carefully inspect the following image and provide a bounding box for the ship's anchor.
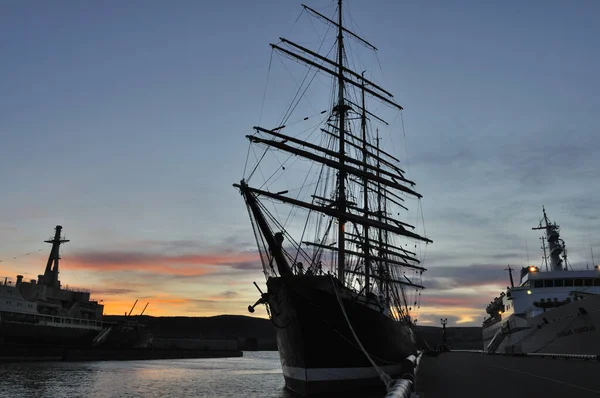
[248,281,269,313]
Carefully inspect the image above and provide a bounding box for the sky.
[1,0,599,326]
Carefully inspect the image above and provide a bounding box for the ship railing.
[62,286,91,294]
[37,314,104,329]
[2,311,104,329]
[524,352,600,361]
[449,350,599,361]
[482,316,501,328]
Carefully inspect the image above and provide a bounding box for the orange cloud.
[63,250,260,276]
[421,296,478,306]
[100,293,269,318]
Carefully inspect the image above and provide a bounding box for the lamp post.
[440,318,448,351]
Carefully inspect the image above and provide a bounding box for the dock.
[416,352,600,397]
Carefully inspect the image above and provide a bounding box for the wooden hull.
[267,275,416,396]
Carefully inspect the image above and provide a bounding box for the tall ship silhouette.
[235,1,432,395]
[0,225,150,354]
[483,207,600,355]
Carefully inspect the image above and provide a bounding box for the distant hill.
[104,315,482,350]
[416,325,482,350]
[104,315,277,350]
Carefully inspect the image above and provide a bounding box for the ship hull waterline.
[267,275,416,396]
[0,313,150,351]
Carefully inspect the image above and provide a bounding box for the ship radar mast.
[43,225,70,288]
[532,207,566,271]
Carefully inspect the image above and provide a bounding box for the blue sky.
[1,0,599,325]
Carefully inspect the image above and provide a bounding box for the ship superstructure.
[0,226,150,351]
[482,208,600,355]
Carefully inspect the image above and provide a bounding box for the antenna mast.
[539,237,549,272]
[533,206,564,271]
[505,265,514,288]
[43,225,70,289]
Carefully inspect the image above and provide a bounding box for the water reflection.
[0,352,292,398]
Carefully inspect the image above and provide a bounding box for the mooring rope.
[330,274,394,391]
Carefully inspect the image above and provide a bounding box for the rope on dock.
[384,350,423,398]
[384,379,413,398]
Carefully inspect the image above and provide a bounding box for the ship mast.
[376,130,387,297]
[236,1,432,291]
[532,206,564,272]
[43,225,69,289]
[361,72,370,294]
[505,265,514,288]
[539,237,549,271]
[336,0,347,282]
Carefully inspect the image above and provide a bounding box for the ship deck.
[416,352,600,397]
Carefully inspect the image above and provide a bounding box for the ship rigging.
[234,1,432,395]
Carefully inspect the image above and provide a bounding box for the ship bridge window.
[584,279,593,287]
[565,279,574,287]
[543,280,554,288]
[554,279,564,287]
[534,280,543,288]
[574,279,583,287]
[594,279,600,286]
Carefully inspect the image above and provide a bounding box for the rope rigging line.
[330,274,394,391]
[257,50,274,128]
[276,30,334,128]
[289,161,327,266]
[256,199,313,268]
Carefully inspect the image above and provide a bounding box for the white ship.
[0,225,151,353]
[482,207,600,355]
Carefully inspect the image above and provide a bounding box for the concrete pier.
[417,352,600,397]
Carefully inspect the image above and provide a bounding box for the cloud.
[93,288,137,296]
[423,263,512,290]
[420,296,482,307]
[413,263,515,326]
[211,291,239,299]
[65,249,261,276]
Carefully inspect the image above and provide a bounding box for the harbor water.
[0,351,295,398]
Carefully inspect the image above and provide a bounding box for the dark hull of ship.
[0,314,149,352]
[267,275,416,396]
[0,318,99,348]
